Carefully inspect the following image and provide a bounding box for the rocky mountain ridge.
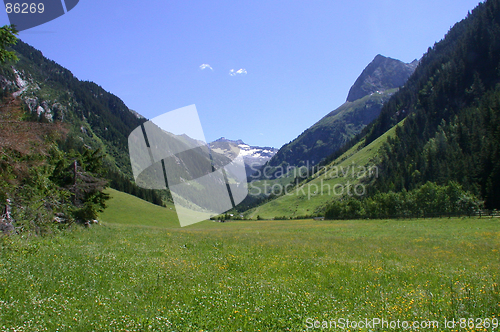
[264,54,418,174]
[346,54,418,102]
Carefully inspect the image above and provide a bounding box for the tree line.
[325,182,481,220]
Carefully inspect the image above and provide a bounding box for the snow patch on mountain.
[209,137,278,176]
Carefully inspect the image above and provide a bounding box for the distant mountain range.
[263,54,418,176]
[209,137,277,178]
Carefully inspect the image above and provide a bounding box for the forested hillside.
[0,93,110,232]
[0,33,169,233]
[371,0,500,209]
[1,40,145,176]
[327,0,500,210]
[0,39,167,207]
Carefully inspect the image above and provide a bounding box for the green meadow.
[0,189,498,331]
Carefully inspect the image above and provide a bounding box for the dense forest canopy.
[324,0,500,212]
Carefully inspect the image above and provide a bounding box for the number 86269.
[5,3,45,14]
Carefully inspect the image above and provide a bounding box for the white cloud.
[229,68,247,76]
[199,64,213,71]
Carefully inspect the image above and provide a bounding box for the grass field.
[0,189,499,331]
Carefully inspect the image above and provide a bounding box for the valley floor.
[0,214,498,331]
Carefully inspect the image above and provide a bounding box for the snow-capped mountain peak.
[209,137,278,175]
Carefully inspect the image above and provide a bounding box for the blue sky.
[1,0,481,148]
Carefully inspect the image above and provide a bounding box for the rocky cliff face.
[346,54,418,102]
